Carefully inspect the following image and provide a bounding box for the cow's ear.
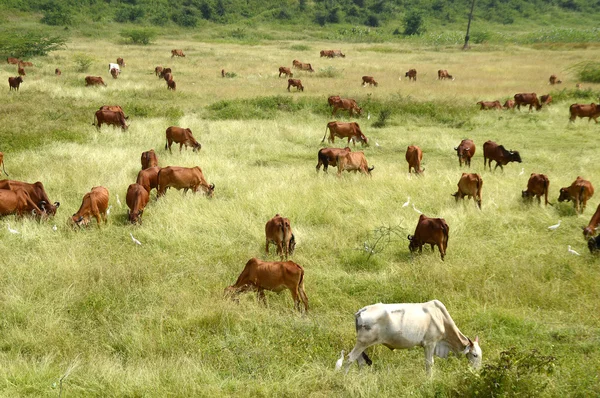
[475,336,479,344]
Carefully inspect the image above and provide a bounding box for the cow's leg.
[93,212,102,227]
[276,240,284,259]
[257,289,267,305]
[346,342,372,372]
[423,343,435,376]
[265,239,270,255]
[179,143,184,153]
[298,281,309,312]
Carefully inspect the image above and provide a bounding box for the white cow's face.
[466,338,482,369]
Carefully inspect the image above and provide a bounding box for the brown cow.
[408,214,449,261]
[503,99,515,109]
[337,152,374,176]
[0,180,60,216]
[452,173,483,209]
[157,166,214,198]
[159,67,172,78]
[71,186,109,227]
[167,80,176,91]
[292,60,314,72]
[522,173,550,206]
[165,126,201,153]
[225,258,308,312]
[155,66,163,77]
[278,67,293,78]
[99,105,127,119]
[0,152,7,176]
[362,76,378,87]
[405,145,423,174]
[331,50,345,58]
[265,214,296,260]
[110,68,119,79]
[7,57,20,64]
[477,101,502,110]
[136,167,161,193]
[320,50,334,58]
[163,73,173,83]
[18,67,25,76]
[455,139,476,167]
[322,121,368,146]
[331,97,362,117]
[0,188,43,218]
[287,79,304,92]
[316,147,351,173]
[221,69,225,78]
[483,141,522,171]
[117,58,125,67]
[327,95,341,107]
[569,103,600,123]
[141,149,158,170]
[514,93,542,112]
[126,183,150,224]
[94,110,128,130]
[171,49,186,57]
[19,61,33,67]
[549,75,562,85]
[405,69,417,81]
[583,204,600,239]
[540,94,552,106]
[437,70,454,80]
[85,76,106,87]
[8,76,23,91]
[558,176,594,214]
[55,68,61,76]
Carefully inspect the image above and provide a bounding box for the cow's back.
[137,167,161,192]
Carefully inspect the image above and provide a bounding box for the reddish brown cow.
[549,75,562,85]
[18,67,25,76]
[8,76,23,91]
[328,95,341,107]
[316,147,351,173]
[405,145,423,174]
[163,73,173,83]
[540,94,552,106]
[71,186,109,227]
[287,79,304,92]
[503,99,515,109]
[477,101,502,110]
[171,49,185,58]
[437,70,454,80]
[569,103,600,123]
[94,110,128,130]
[155,66,163,76]
[225,258,308,312]
[455,139,476,167]
[0,188,43,217]
[278,67,293,78]
[99,105,127,119]
[55,68,61,76]
[141,149,158,170]
[362,76,378,87]
[0,180,60,216]
[167,80,176,91]
[165,126,201,153]
[0,152,7,176]
[320,50,334,58]
[136,167,161,193]
[292,60,314,72]
[7,57,20,64]
[157,166,214,198]
[265,214,296,260]
[85,76,106,87]
[331,97,362,117]
[221,69,225,78]
[408,214,449,261]
[322,121,368,146]
[126,183,150,224]
[159,68,172,78]
[110,68,119,79]
[522,173,550,206]
[452,173,483,209]
[558,176,594,214]
[583,204,600,239]
[405,69,417,81]
[483,140,522,171]
[117,58,125,67]
[337,151,374,176]
[514,93,542,112]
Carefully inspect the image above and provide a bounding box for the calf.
[117,57,125,67]
[405,69,417,81]
[157,166,214,198]
[292,60,314,72]
[483,140,521,171]
[287,79,304,92]
[8,76,23,91]
[110,68,119,79]
[405,145,423,174]
[322,121,368,147]
[316,147,351,173]
[159,68,172,78]
[55,68,61,76]
[408,214,449,261]
[503,99,515,109]
[522,173,550,206]
[171,49,186,57]
[582,204,600,239]
[141,149,158,170]
[337,152,374,176]
[514,93,542,112]
[437,69,454,80]
[452,173,483,209]
[549,75,561,85]
[94,110,128,130]
[18,66,25,76]
[126,183,150,224]
[455,139,476,167]
[362,76,378,87]
[136,167,161,194]
[558,176,594,214]
[278,67,293,78]
[331,97,362,117]
[155,66,163,77]
[85,76,106,87]
[265,214,296,259]
[569,103,599,123]
[71,186,109,227]
[165,126,201,153]
[477,101,502,110]
[7,57,20,64]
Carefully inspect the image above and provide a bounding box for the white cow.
[343,300,482,374]
[108,63,120,73]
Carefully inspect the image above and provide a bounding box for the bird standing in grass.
[116,195,122,208]
[548,220,561,231]
[412,203,423,214]
[7,224,19,234]
[402,197,410,208]
[130,233,142,245]
[568,245,580,256]
[335,350,345,371]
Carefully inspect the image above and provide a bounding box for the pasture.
[1,35,600,396]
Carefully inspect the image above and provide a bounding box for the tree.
[463,0,476,49]
[403,11,425,35]
[0,30,66,58]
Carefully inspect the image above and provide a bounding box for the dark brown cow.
[503,99,515,109]
[331,97,362,117]
[540,94,552,106]
[265,214,296,260]
[522,173,550,206]
[224,258,308,312]
[437,70,454,80]
[477,101,502,110]
[94,110,128,130]
[455,139,476,167]
[405,145,423,174]
[287,79,304,92]
[159,67,172,78]
[8,76,23,91]
[558,176,594,214]
[320,50,334,58]
[362,76,378,87]
[0,152,7,176]
[337,152,374,176]
[0,180,60,216]
[278,67,293,78]
[549,75,562,85]
[483,140,522,171]
[7,57,20,64]
[85,76,106,87]
[328,95,341,107]
[292,60,314,72]
[141,149,158,170]
[165,126,201,153]
[408,214,449,261]
[322,121,368,146]
[126,183,150,224]
[452,173,483,209]
[221,69,225,78]
[55,68,61,76]
[110,68,119,79]
[163,73,173,83]
[316,147,351,173]
[117,58,125,67]
[514,93,542,112]
[167,80,176,91]
[0,188,43,218]
[157,166,214,198]
[171,49,185,57]
[155,66,163,77]
[405,69,417,81]
[583,204,600,239]
[18,66,25,76]
[71,186,109,227]
[569,103,600,123]
[99,105,127,119]
[136,167,161,193]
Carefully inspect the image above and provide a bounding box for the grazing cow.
[278,67,293,78]
[18,66,25,76]
[292,60,314,72]
[331,50,345,57]
[337,152,374,176]
[0,180,60,216]
[71,186,109,227]
[155,66,163,77]
[165,126,201,153]
[7,57,20,64]
[452,173,483,209]
[110,68,119,79]
[437,70,454,80]
[85,76,106,87]
[224,258,308,312]
[320,50,334,58]
[569,103,600,123]
[171,49,186,57]
[265,214,296,259]
[522,173,550,206]
[117,58,125,67]
[136,167,161,193]
[503,99,515,109]
[167,80,176,91]
[8,76,23,91]
[405,69,417,81]
[549,75,562,85]
[331,97,362,117]
[514,93,542,112]
[287,79,304,92]
[55,68,61,76]
[157,166,214,198]
[455,139,476,167]
[327,95,341,107]
[159,68,172,78]
[477,101,502,110]
[0,188,44,218]
[405,145,423,174]
[99,105,127,119]
[163,73,173,83]
[19,61,33,67]
[316,147,351,173]
[94,110,128,130]
[0,152,7,176]
[126,183,150,224]
[408,215,449,261]
[540,94,552,106]
[483,140,522,171]
[344,300,481,374]
[322,121,368,147]
[558,176,594,214]
[362,76,378,87]
[108,63,120,73]
[141,149,158,170]
[582,204,600,239]
[588,236,600,254]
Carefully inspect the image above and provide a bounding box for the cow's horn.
[77,216,83,222]
[454,146,458,150]
[209,184,215,189]
[407,235,413,240]
[54,201,60,208]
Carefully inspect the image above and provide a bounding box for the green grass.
[0,25,600,397]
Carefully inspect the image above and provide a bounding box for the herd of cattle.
[3,47,600,374]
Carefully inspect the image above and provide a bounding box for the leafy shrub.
[224,71,237,78]
[316,66,342,78]
[0,29,66,58]
[114,5,145,23]
[549,87,600,102]
[230,28,246,39]
[572,61,600,83]
[73,53,94,72]
[327,7,340,23]
[150,10,169,26]
[365,15,380,27]
[315,13,327,26]
[471,31,491,44]
[172,8,198,27]
[121,28,157,45]
[200,2,213,20]
[372,109,391,128]
[290,44,311,51]
[41,5,73,26]
[403,11,425,35]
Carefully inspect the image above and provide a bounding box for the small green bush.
[372,109,391,128]
[573,61,600,83]
[0,29,66,58]
[316,66,342,78]
[403,11,425,35]
[41,7,73,26]
[290,44,311,51]
[73,53,94,72]
[120,28,157,45]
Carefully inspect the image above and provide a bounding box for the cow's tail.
[362,352,373,366]
[144,151,150,168]
[92,112,97,127]
[476,175,483,208]
[441,221,449,249]
[322,125,330,143]
[281,221,287,255]
[295,263,308,312]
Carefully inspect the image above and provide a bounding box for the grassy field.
[1,33,600,397]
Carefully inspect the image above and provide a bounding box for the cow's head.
[193,142,202,152]
[465,336,482,369]
[558,187,571,203]
[39,200,60,216]
[205,183,215,198]
[359,134,369,146]
[508,150,522,163]
[71,214,88,227]
[521,190,533,200]
[128,209,143,224]
[582,225,596,239]
[407,235,418,253]
[588,236,600,254]
[308,64,314,72]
